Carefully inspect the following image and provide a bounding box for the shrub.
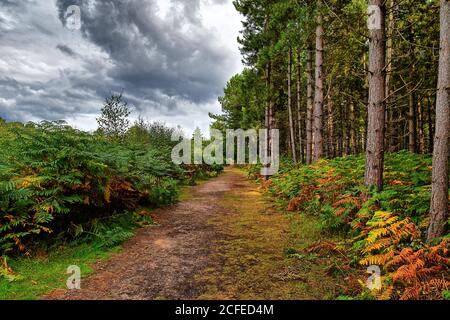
[0,121,222,255]
[251,152,450,300]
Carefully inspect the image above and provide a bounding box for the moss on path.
[4,167,347,300]
[196,168,345,300]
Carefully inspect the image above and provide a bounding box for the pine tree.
[96,93,131,140]
[427,0,449,241]
[365,1,386,191]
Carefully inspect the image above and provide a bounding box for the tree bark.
[265,61,271,155]
[313,0,324,162]
[350,101,357,155]
[345,101,351,156]
[427,94,434,154]
[427,0,449,242]
[418,98,425,154]
[327,93,335,158]
[385,0,395,153]
[297,49,304,163]
[288,48,297,163]
[408,15,418,153]
[266,57,276,160]
[408,90,417,153]
[306,47,314,164]
[338,98,344,157]
[365,0,386,191]
[269,59,276,134]
[408,33,417,154]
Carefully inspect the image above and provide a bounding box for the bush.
[0,121,223,255]
[252,152,449,300]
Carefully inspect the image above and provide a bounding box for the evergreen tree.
[97,93,131,140]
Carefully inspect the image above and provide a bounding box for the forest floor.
[43,167,346,300]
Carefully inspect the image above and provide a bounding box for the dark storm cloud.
[55,0,233,104]
[0,76,100,122]
[0,0,24,7]
[56,44,76,57]
[0,0,241,131]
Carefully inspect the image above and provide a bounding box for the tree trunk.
[264,16,271,161]
[345,101,351,156]
[313,1,324,162]
[427,0,449,242]
[327,94,335,158]
[306,47,314,164]
[338,98,344,157]
[268,58,276,158]
[365,0,386,191]
[418,98,425,154]
[427,94,434,154]
[408,16,417,153]
[297,49,304,163]
[408,90,417,153]
[288,48,297,163]
[350,101,357,155]
[265,61,271,156]
[269,59,276,133]
[385,0,395,153]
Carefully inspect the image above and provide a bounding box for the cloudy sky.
[0,0,243,134]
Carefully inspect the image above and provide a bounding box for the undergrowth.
[249,152,450,300]
[0,120,222,289]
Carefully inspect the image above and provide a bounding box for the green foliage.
[0,120,222,256]
[217,0,440,162]
[443,290,450,300]
[319,204,349,234]
[0,242,119,300]
[96,93,131,140]
[253,151,449,300]
[260,152,435,234]
[212,68,266,131]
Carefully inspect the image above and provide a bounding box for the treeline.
[211,0,449,240]
[0,98,222,256]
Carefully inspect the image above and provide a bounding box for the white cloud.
[0,0,243,134]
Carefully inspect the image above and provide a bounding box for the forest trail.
[44,168,340,300]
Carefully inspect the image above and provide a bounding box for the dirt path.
[45,168,342,300]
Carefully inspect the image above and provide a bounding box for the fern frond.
[360,251,395,266]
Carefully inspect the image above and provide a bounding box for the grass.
[0,172,216,301]
[0,167,354,300]
[196,168,348,300]
[250,152,449,300]
[0,243,122,300]
[0,209,154,300]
